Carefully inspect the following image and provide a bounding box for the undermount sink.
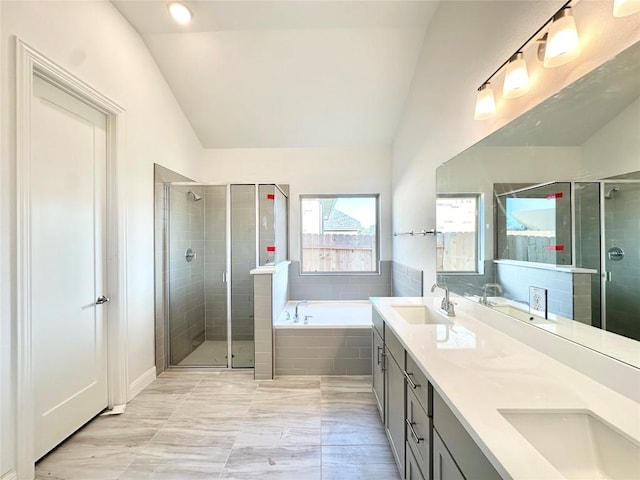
[500,409,640,479]
[391,305,453,325]
[491,305,556,324]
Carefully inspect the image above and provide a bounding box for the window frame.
[436,193,484,275]
[299,193,381,275]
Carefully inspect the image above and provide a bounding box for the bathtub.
[275,300,372,328]
[274,300,372,375]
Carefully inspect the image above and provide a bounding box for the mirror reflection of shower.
[604,186,619,199]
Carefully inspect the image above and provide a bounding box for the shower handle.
[96,295,110,305]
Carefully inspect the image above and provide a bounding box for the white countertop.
[249,260,291,275]
[371,295,640,480]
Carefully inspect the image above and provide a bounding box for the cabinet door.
[372,329,385,422]
[406,441,426,480]
[433,430,465,480]
[385,347,405,476]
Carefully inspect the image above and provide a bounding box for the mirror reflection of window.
[436,194,481,273]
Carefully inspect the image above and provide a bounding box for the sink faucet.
[294,300,307,322]
[481,283,503,306]
[430,283,455,317]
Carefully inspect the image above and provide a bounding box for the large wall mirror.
[436,41,639,368]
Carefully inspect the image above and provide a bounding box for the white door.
[31,75,109,460]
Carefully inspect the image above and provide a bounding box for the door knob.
[96,295,110,305]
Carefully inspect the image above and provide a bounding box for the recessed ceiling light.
[168,2,192,25]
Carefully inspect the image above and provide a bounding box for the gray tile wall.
[391,262,423,297]
[275,328,372,375]
[603,183,640,340]
[154,164,193,374]
[438,260,497,298]
[168,185,206,365]
[204,186,228,342]
[288,260,392,300]
[575,183,602,328]
[253,275,273,380]
[231,185,256,354]
[496,263,593,321]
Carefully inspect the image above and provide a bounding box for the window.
[436,194,481,273]
[300,195,379,273]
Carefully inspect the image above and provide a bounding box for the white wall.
[581,97,640,180]
[391,0,640,284]
[201,147,392,261]
[0,2,203,476]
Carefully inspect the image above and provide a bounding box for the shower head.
[187,190,202,202]
[604,186,619,199]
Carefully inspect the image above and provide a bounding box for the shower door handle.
[96,295,110,305]
[604,271,612,282]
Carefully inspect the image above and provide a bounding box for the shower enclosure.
[575,179,640,341]
[162,183,288,368]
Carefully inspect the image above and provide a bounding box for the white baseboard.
[1,469,18,480]
[128,366,156,401]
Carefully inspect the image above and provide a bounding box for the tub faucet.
[294,300,308,322]
[430,283,455,317]
[481,283,503,306]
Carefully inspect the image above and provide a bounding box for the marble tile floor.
[35,370,401,480]
[178,341,255,367]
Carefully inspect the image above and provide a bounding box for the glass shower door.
[167,184,228,366]
[230,185,256,368]
[602,182,640,341]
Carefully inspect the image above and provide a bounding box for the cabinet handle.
[377,345,383,365]
[406,418,424,444]
[404,370,420,389]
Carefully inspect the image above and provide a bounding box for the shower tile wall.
[169,186,206,364]
[204,187,228,343]
[154,164,192,374]
[231,185,257,346]
[604,183,640,340]
[575,183,601,328]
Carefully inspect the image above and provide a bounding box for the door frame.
[15,39,128,478]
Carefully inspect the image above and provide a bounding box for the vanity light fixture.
[474,83,496,120]
[474,1,581,120]
[503,52,529,99]
[168,2,192,25]
[613,0,640,17]
[543,7,581,68]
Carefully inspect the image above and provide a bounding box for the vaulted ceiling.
[112,1,440,149]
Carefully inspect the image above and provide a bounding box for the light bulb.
[474,83,496,120]
[613,0,640,17]
[503,52,529,99]
[168,2,192,25]
[544,7,580,68]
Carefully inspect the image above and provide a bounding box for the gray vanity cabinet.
[433,390,501,480]
[433,430,464,480]
[372,326,385,421]
[385,327,406,475]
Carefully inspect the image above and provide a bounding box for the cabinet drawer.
[433,390,501,480]
[406,440,426,480]
[406,387,430,478]
[385,325,404,367]
[405,353,431,416]
[372,307,385,339]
